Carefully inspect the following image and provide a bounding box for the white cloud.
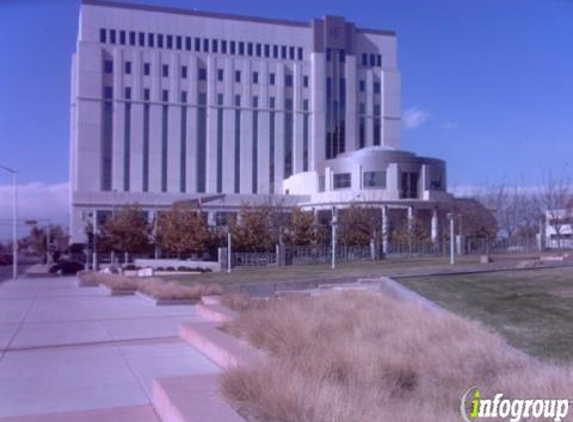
[0,182,69,239]
[442,121,459,130]
[402,107,431,129]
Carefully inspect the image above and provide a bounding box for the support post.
[431,208,439,244]
[92,211,98,271]
[227,229,231,273]
[449,213,455,265]
[381,205,388,256]
[331,207,337,270]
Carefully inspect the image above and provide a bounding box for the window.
[333,173,351,189]
[374,104,381,116]
[147,33,154,47]
[326,48,332,62]
[370,54,376,67]
[273,45,278,58]
[269,96,275,108]
[212,39,218,53]
[181,66,188,79]
[138,32,145,46]
[377,54,382,67]
[176,36,182,50]
[238,42,245,55]
[217,69,224,81]
[157,34,164,48]
[234,95,241,107]
[363,171,386,188]
[303,76,309,88]
[289,46,295,60]
[297,47,303,61]
[185,36,192,51]
[110,29,116,44]
[166,35,173,49]
[230,41,236,54]
[247,42,253,56]
[129,31,136,46]
[269,73,275,85]
[198,68,207,81]
[162,64,169,77]
[430,168,444,190]
[162,90,169,102]
[252,71,258,84]
[119,30,126,45]
[235,70,241,83]
[181,90,187,103]
[256,43,262,57]
[252,96,258,108]
[195,38,201,52]
[401,172,420,199]
[373,81,381,94]
[264,44,270,57]
[359,103,365,114]
[104,86,113,99]
[285,74,293,87]
[99,29,106,43]
[203,38,209,52]
[143,62,150,76]
[221,40,227,54]
[143,88,150,101]
[281,45,287,59]
[359,80,365,92]
[124,61,132,75]
[340,50,345,63]
[361,53,367,66]
[104,59,113,74]
[217,93,224,106]
[303,99,309,111]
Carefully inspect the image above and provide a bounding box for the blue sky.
[0,0,572,232]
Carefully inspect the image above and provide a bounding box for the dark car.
[49,260,85,275]
[0,255,12,265]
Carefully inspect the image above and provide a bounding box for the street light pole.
[448,213,455,265]
[331,207,338,270]
[0,165,18,280]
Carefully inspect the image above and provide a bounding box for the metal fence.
[232,252,277,267]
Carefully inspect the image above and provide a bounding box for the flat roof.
[81,0,396,36]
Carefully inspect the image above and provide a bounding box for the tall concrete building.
[70,0,454,245]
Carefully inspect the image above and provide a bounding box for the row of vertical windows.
[361,53,383,67]
[105,59,309,88]
[99,28,305,61]
[359,79,381,93]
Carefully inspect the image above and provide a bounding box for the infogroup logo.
[460,387,570,422]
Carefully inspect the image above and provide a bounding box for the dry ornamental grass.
[222,291,573,422]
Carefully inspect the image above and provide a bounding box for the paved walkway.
[0,276,218,421]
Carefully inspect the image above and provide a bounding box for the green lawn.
[161,255,482,286]
[398,267,573,363]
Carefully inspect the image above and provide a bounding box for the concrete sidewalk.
[0,276,219,421]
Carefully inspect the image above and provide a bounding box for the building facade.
[70,0,454,245]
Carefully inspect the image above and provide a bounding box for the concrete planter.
[135,291,199,306]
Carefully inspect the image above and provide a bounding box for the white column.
[381,205,389,254]
[431,208,439,243]
[407,206,414,233]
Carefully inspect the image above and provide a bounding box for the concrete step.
[153,375,245,422]
[196,303,238,323]
[179,322,264,370]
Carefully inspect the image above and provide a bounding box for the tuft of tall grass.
[222,291,573,422]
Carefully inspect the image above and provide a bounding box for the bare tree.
[534,172,572,253]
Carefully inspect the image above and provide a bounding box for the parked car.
[0,255,12,265]
[49,260,84,275]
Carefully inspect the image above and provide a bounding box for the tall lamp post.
[0,165,18,280]
[331,207,338,270]
[447,212,455,265]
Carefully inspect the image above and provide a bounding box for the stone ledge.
[100,284,136,296]
[135,292,199,306]
[152,375,245,422]
[196,303,238,323]
[179,322,264,370]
